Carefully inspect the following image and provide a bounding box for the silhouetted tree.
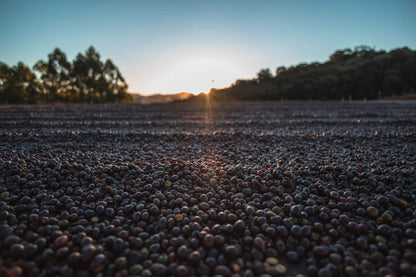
[0,62,38,103]
[72,46,101,102]
[102,59,130,102]
[256,68,273,82]
[0,46,133,104]
[330,48,353,62]
[72,46,131,103]
[275,66,287,77]
[1,46,134,104]
[0,62,15,103]
[33,48,72,102]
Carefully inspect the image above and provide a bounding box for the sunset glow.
[1,1,415,95]
[150,57,245,94]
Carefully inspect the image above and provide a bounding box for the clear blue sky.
[1,0,415,95]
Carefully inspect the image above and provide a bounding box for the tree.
[0,62,13,103]
[15,62,39,103]
[329,48,353,62]
[34,48,72,102]
[0,62,38,104]
[72,47,102,102]
[103,59,132,102]
[256,68,273,82]
[275,66,287,77]
[72,46,131,103]
[1,46,132,104]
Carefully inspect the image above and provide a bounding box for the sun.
[152,58,244,94]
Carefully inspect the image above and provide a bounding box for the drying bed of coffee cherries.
[0,101,415,277]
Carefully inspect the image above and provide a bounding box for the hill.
[188,46,416,102]
[131,92,193,104]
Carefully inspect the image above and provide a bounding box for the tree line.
[190,46,416,101]
[0,46,133,104]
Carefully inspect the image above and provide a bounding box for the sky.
[1,0,415,95]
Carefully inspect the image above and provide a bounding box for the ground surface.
[0,101,415,276]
